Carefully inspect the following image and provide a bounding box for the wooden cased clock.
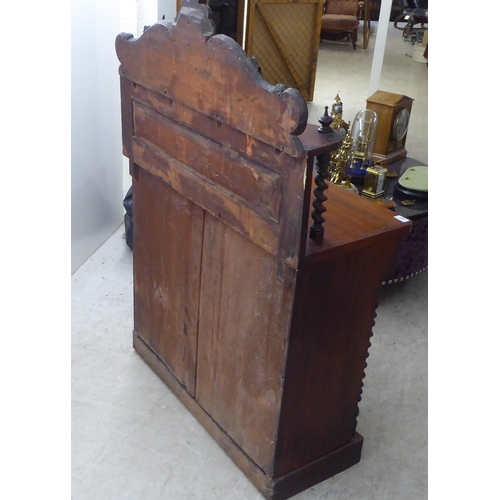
[366,90,414,165]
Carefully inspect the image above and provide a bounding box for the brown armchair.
[320,0,364,50]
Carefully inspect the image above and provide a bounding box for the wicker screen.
[246,0,323,102]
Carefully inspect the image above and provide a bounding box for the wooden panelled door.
[245,0,323,102]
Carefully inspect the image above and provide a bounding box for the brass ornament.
[330,93,349,136]
[328,124,353,186]
[327,93,353,188]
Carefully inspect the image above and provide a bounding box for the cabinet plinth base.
[266,433,363,499]
[133,331,363,500]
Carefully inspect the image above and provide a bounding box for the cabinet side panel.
[273,240,399,477]
[195,212,292,473]
[133,167,203,395]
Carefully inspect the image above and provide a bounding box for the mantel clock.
[366,90,414,164]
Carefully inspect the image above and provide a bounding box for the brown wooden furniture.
[116,2,411,498]
[320,0,364,49]
[362,0,372,48]
[366,90,414,164]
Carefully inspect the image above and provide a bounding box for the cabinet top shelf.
[304,183,412,265]
[299,123,344,157]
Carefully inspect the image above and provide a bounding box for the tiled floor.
[72,21,428,500]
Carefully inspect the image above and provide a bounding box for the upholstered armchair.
[320,0,364,49]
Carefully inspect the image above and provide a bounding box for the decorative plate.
[397,166,428,192]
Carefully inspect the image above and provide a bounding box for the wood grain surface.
[117,2,412,498]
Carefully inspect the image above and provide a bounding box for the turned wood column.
[309,107,333,243]
[309,152,330,243]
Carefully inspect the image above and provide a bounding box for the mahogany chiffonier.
[116,2,411,497]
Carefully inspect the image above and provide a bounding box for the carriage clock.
[366,90,414,164]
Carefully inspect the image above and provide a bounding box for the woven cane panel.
[252,10,294,89]
[251,2,320,100]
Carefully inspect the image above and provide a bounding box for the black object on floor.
[123,186,133,251]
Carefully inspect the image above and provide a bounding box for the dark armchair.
[393,0,428,44]
[320,0,364,50]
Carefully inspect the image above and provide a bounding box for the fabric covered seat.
[321,0,363,49]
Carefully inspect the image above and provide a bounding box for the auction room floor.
[72,21,428,500]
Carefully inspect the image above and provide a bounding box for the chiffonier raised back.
[116,1,411,498]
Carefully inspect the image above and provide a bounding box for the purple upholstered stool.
[380,157,428,284]
[384,214,428,284]
[354,156,428,285]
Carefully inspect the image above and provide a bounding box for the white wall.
[120,0,178,198]
[71,0,124,274]
[120,0,160,198]
[157,0,177,22]
[71,0,190,274]
[145,0,160,25]
[118,0,175,41]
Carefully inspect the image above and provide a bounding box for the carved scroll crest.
[116,0,308,157]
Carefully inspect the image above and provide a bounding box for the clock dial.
[332,103,342,116]
[391,108,410,142]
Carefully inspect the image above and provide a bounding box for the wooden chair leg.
[352,31,357,49]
